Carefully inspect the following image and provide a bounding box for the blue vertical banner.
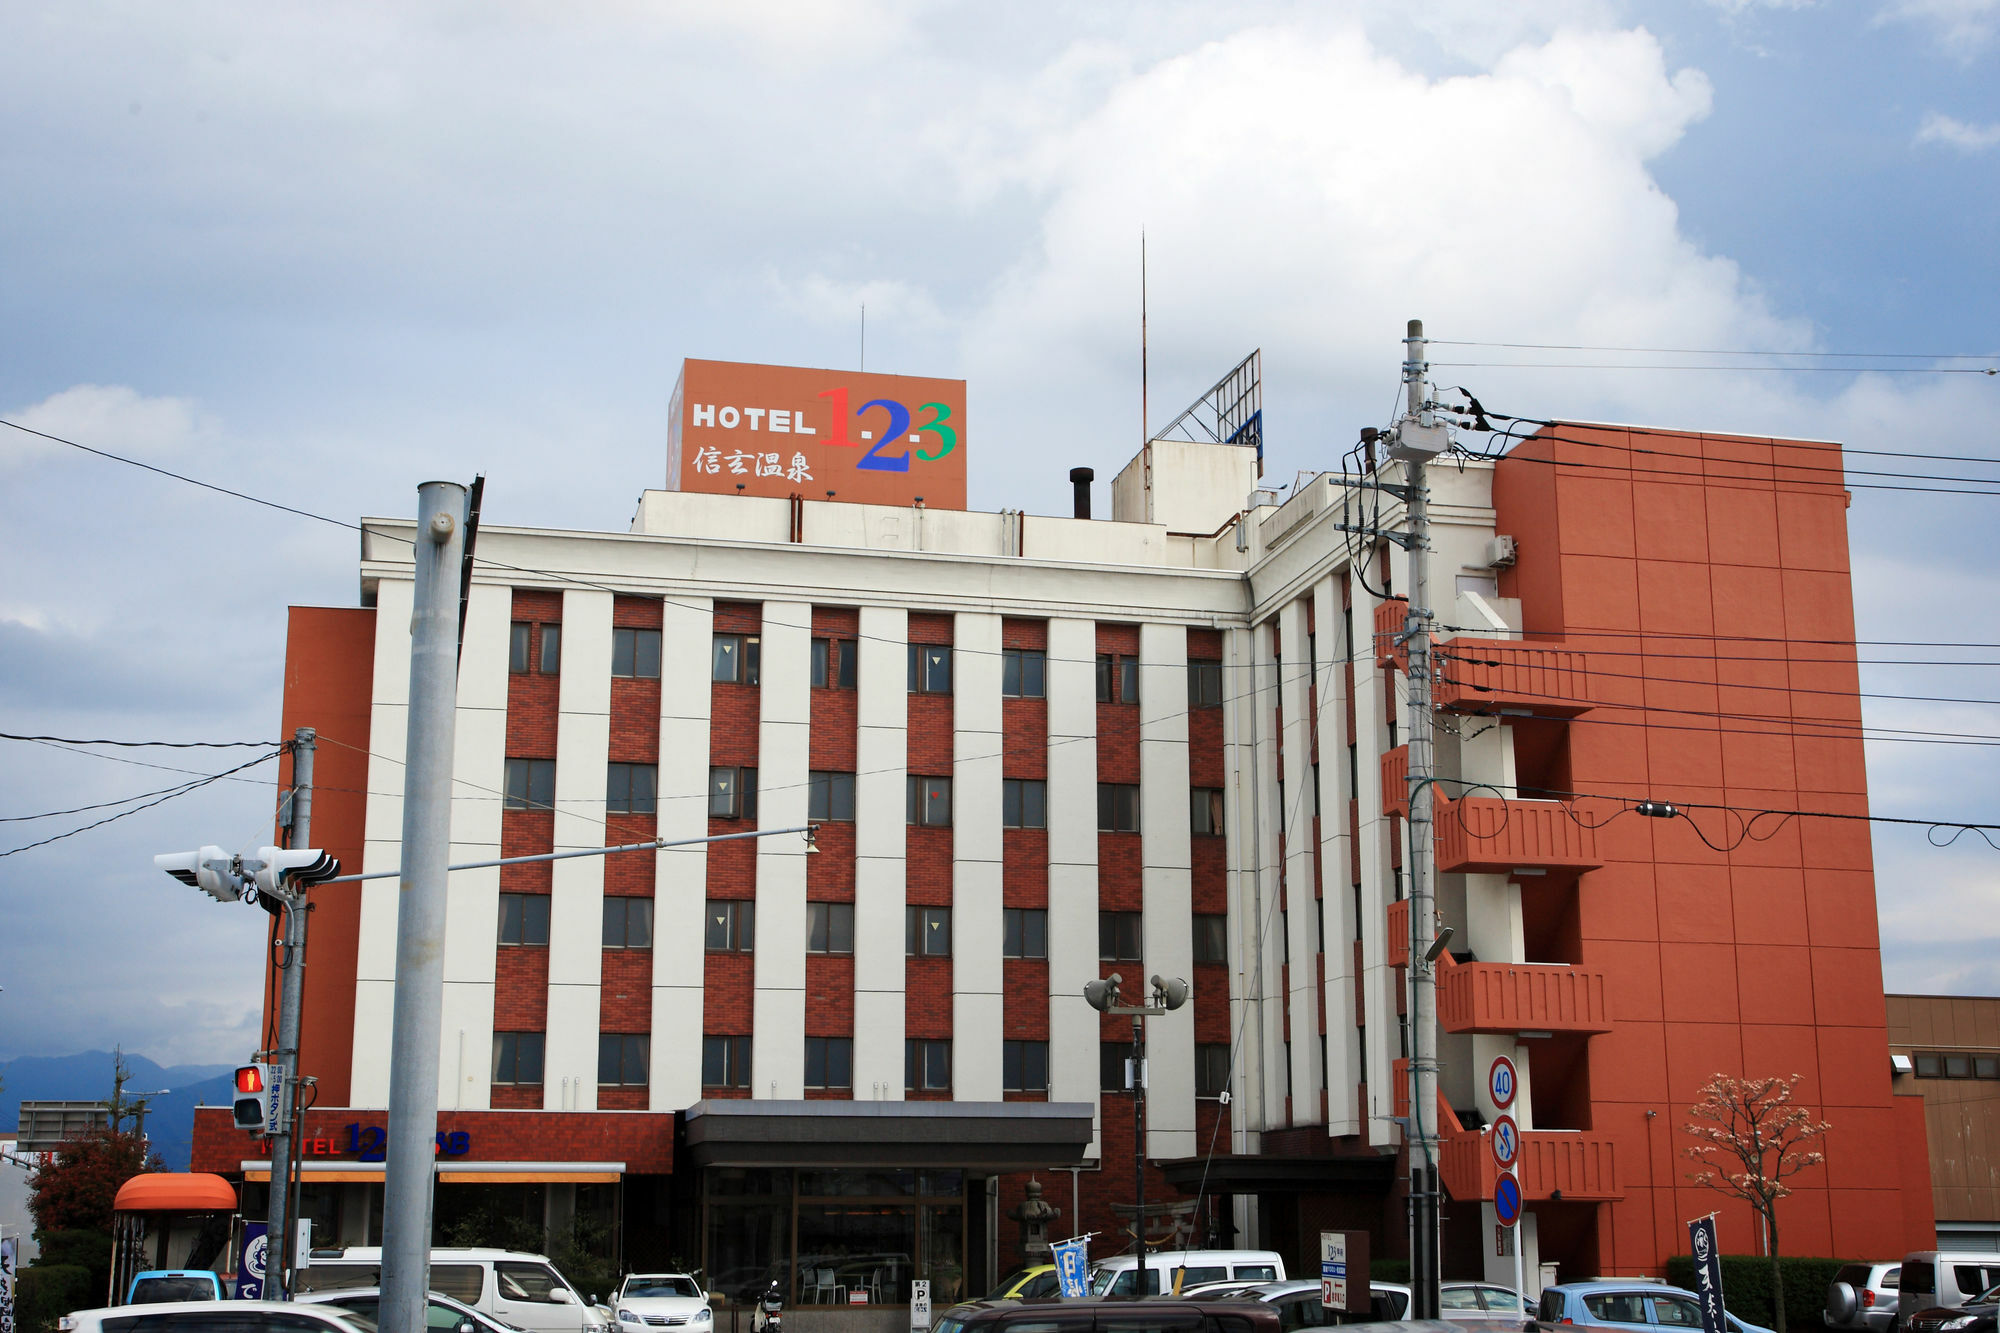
[1688,1216,1727,1333]
[1052,1238,1090,1300]
[2,1234,18,1333]
[236,1224,269,1301]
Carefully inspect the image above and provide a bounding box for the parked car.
[125,1272,226,1305]
[298,1284,524,1333]
[934,1295,1284,1333]
[60,1300,372,1333]
[1213,1278,1411,1327]
[1536,1281,1774,1333]
[295,1247,600,1333]
[987,1267,1061,1301]
[1898,1257,2000,1332]
[613,1274,714,1329]
[1825,1263,1901,1333]
[1900,1282,2000,1333]
[1088,1250,1287,1296]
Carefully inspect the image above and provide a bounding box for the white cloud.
[3,384,210,471]
[1879,0,2000,52]
[1916,110,2000,149]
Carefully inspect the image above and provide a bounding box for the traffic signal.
[154,846,245,902]
[249,847,341,897]
[232,1063,282,1134]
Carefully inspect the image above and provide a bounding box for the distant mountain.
[2,1050,239,1171]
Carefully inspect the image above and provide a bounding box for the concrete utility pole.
[266,726,315,1299]
[1392,319,1444,1319]
[380,481,468,1333]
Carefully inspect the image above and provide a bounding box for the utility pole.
[1392,319,1445,1319]
[380,481,468,1333]
[266,726,315,1300]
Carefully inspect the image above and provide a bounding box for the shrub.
[18,1263,100,1333]
[1663,1254,1850,1332]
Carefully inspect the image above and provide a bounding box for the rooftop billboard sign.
[667,359,968,510]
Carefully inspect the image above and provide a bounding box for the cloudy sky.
[2,0,1996,1066]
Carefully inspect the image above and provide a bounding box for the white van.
[293,1247,604,1333]
[1088,1249,1287,1297]
[1896,1253,2000,1330]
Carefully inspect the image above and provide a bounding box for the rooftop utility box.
[1112,437,1261,534]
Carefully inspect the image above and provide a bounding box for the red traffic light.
[235,1065,266,1094]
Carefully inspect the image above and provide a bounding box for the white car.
[60,1300,374,1333]
[614,1274,713,1330]
[297,1285,526,1333]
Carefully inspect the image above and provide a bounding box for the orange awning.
[114,1173,238,1213]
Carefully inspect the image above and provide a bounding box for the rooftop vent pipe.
[1069,467,1094,519]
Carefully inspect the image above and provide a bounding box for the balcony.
[1389,1058,1464,1134]
[1439,1128,1622,1203]
[1381,746,1409,818]
[1374,598,1410,670]
[1386,898,1409,967]
[1437,963,1613,1035]
[1434,796,1601,874]
[1434,639,1594,716]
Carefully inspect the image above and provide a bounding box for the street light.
[1085,973,1190,1258]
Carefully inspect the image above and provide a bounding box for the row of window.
[1913,1051,2000,1079]
[510,619,1226,708]
[493,1029,1232,1097]
[500,893,1229,965]
[506,757,1225,836]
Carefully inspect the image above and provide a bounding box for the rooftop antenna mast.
[860,304,866,372]
[1141,231,1153,521]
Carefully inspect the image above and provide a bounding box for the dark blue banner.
[235,1223,269,1300]
[1688,1216,1727,1333]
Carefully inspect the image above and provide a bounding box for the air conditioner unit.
[1485,535,1518,569]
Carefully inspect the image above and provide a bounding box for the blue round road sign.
[1494,1174,1523,1227]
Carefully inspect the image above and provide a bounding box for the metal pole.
[380,481,467,1333]
[1401,319,1441,1321]
[1132,1011,1146,1261]
[1512,1219,1525,1313]
[267,726,315,1299]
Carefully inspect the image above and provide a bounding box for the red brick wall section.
[191,1105,675,1175]
[278,606,377,1108]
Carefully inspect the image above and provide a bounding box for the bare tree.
[1683,1074,1831,1333]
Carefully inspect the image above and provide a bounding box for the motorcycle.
[751,1281,784,1333]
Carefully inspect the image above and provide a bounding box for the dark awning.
[1159,1153,1399,1194]
[683,1100,1095,1169]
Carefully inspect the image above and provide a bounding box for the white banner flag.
[2,1234,19,1333]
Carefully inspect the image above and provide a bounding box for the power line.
[1430,340,2000,360]
[0,730,275,749]
[0,777,223,823]
[0,749,282,859]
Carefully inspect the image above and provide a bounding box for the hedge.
[1368,1259,1411,1284]
[17,1264,100,1333]
[1663,1254,1850,1333]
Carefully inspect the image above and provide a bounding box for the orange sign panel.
[667,359,967,510]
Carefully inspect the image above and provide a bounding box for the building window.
[907,775,952,827]
[1003,908,1047,959]
[1914,1052,2000,1078]
[812,637,858,689]
[492,1031,544,1085]
[511,622,562,675]
[607,762,658,815]
[808,771,857,822]
[906,1039,952,1092]
[705,900,754,952]
[1187,660,1223,708]
[540,625,561,675]
[710,766,758,819]
[1099,911,1142,961]
[907,905,952,957]
[702,1036,751,1089]
[1196,1043,1232,1097]
[599,1033,650,1086]
[1915,1053,1943,1077]
[503,758,555,811]
[1004,1040,1049,1093]
[804,1036,853,1089]
[1191,913,1227,964]
[713,633,761,685]
[510,622,532,674]
[908,642,953,694]
[806,902,855,954]
[1190,787,1224,836]
[612,627,662,679]
[497,893,551,947]
[1099,1042,1128,1092]
[1095,654,1138,703]
[1002,778,1047,829]
[602,896,654,949]
[1098,783,1141,833]
[1002,648,1046,698]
